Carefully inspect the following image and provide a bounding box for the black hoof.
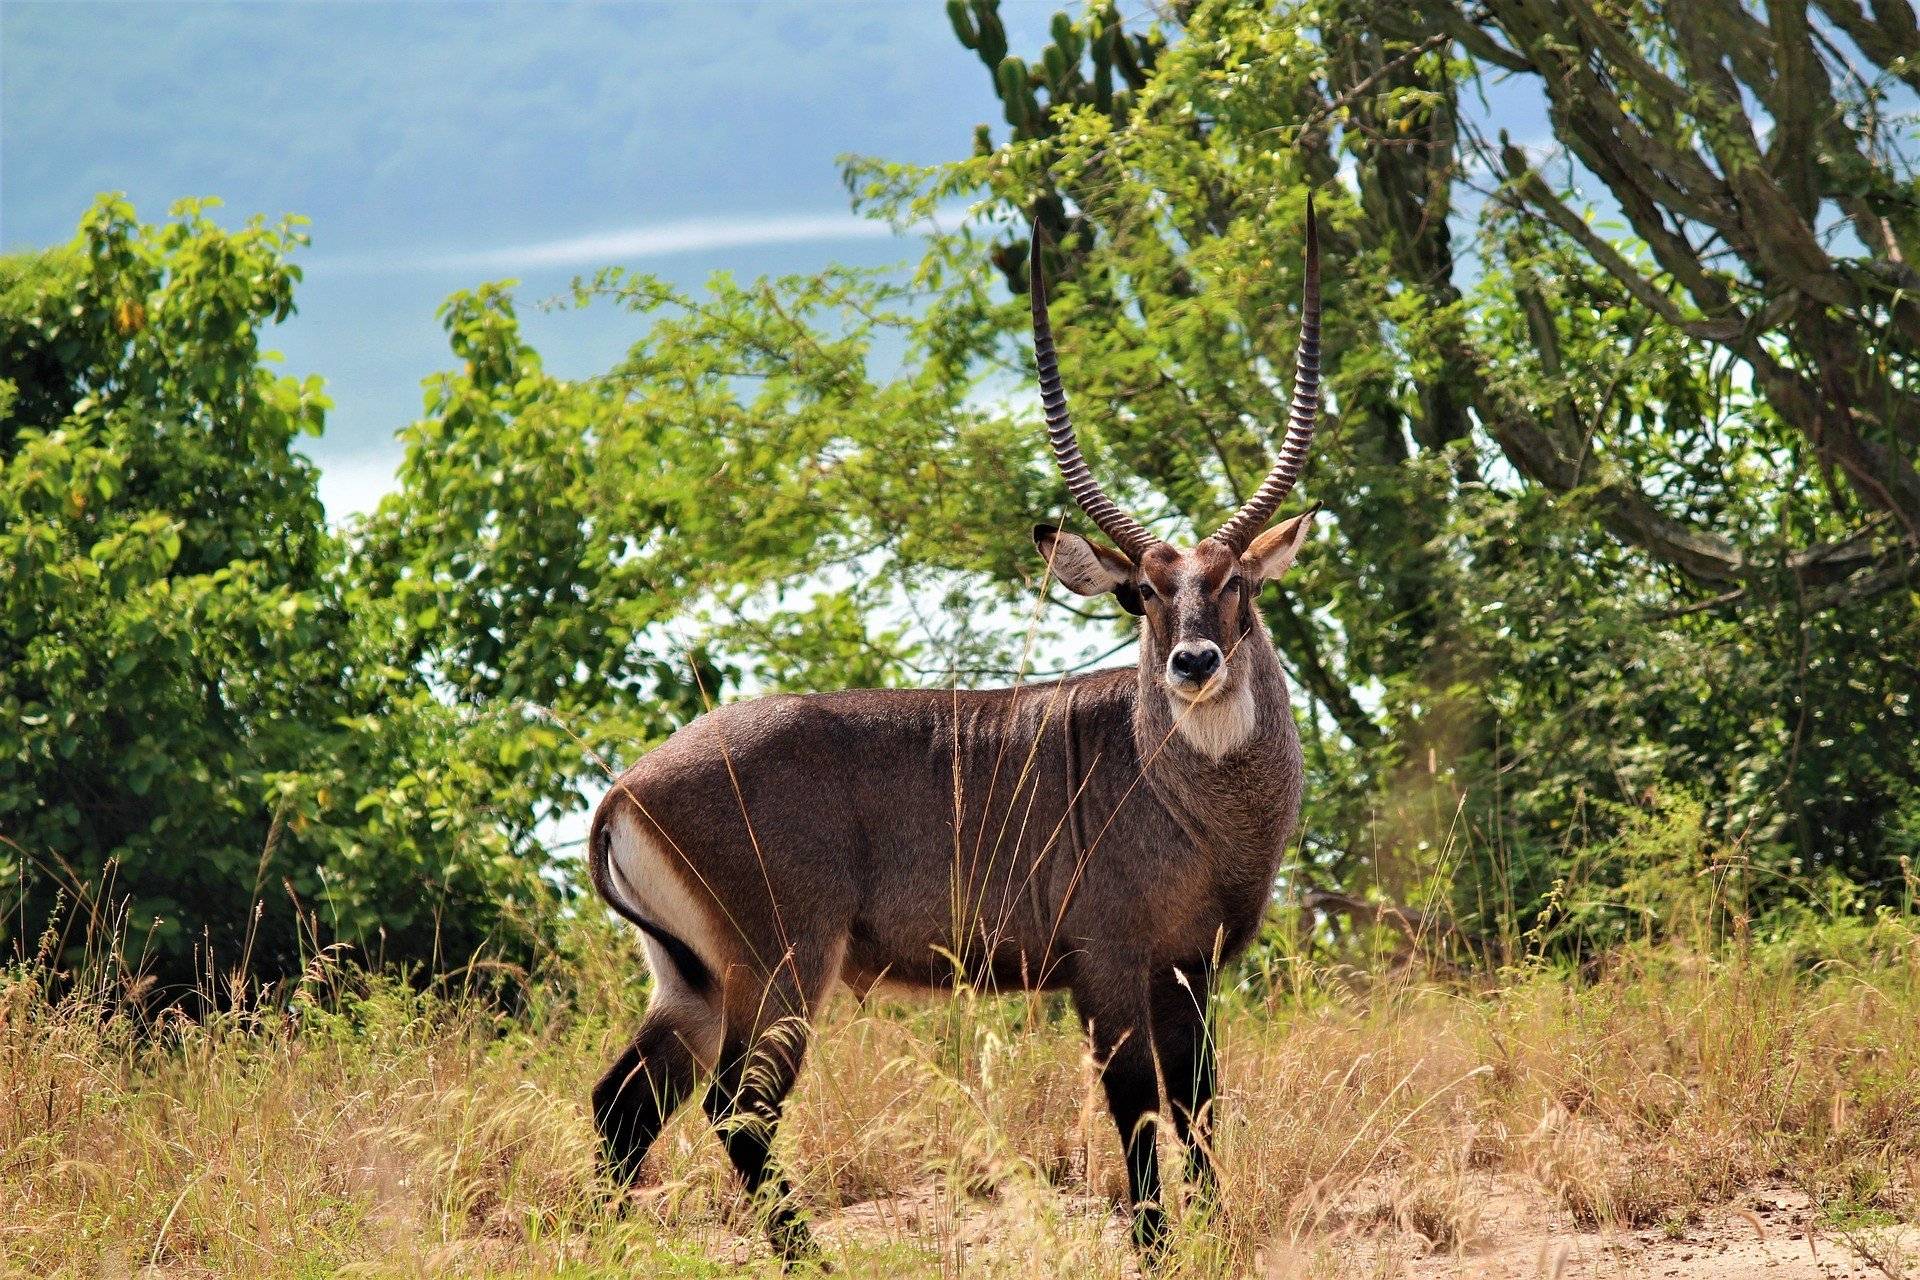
[1186,1167,1220,1217]
[770,1210,826,1271]
[591,1148,653,1218]
[1132,1203,1171,1262]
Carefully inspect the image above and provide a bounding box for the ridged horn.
[1212,190,1321,554]
[1030,227,1158,563]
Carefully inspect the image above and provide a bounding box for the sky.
[2,0,1060,517]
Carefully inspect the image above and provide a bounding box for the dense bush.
[867,0,1920,925]
[0,200,558,991]
[7,0,1919,986]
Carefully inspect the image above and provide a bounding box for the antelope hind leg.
[705,946,841,1266]
[592,1008,705,1190]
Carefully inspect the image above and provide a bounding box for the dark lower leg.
[705,1017,814,1261]
[1076,979,1166,1255]
[1151,965,1218,1200]
[1104,1042,1168,1252]
[592,1017,701,1187]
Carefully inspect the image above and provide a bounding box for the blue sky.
[2,1,1059,516]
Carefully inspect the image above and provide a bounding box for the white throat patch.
[1169,681,1258,760]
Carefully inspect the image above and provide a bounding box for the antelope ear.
[1034,525,1134,598]
[1243,504,1319,581]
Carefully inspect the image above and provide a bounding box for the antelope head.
[1032,196,1322,734]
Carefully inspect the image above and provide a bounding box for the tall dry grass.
[4,870,1919,1277]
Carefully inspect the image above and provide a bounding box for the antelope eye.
[1136,581,1156,601]
[1223,576,1242,596]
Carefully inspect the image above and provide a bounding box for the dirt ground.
[802,1177,1920,1278]
[1363,1178,1919,1280]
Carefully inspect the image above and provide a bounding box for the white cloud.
[314,449,400,522]
[312,212,907,275]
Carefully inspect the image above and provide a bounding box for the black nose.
[1169,645,1221,682]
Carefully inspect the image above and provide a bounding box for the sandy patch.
[1359,1178,1918,1279]
[797,1176,1920,1278]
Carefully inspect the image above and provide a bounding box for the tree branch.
[1262,584,1386,751]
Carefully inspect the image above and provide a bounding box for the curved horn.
[1030,227,1158,563]
[1212,190,1321,554]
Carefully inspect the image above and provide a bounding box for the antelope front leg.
[1072,970,1167,1255]
[1150,963,1218,1204]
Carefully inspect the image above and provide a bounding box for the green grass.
[3,891,1919,1277]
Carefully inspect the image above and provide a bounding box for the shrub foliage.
[6,0,1920,980]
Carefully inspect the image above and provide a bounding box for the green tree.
[856,0,1920,925]
[16,0,1916,981]
[355,263,1068,792]
[1,199,555,992]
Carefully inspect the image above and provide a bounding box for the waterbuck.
[588,197,1322,1260]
